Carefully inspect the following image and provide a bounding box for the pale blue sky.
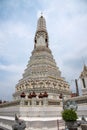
[0,0,87,100]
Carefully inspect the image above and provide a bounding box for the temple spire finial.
[41,12,43,16]
[36,13,46,31]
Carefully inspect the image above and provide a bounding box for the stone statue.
[80,115,87,130]
[64,100,78,111]
[81,115,87,123]
[12,114,26,130]
[15,114,19,121]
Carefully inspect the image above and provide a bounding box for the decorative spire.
[84,64,87,71]
[34,14,49,48]
[36,13,47,32]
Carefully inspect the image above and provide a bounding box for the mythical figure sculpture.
[12,114,26,130]
[64,100,78,111]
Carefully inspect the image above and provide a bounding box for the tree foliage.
[62,109,78,121]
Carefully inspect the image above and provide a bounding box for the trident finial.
[41,12,43,16]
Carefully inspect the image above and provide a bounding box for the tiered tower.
[13,15,70,102]
[1,15,87,130]
[80,65,87,95]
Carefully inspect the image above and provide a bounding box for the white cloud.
[0,64,24,73]
[0,21,33,64]
[0,0,87,100]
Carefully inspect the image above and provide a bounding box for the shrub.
[62,109,78,122]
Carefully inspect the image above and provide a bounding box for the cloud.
[0,0,87,100]
[0,21,34,64]
[0,64,24,72]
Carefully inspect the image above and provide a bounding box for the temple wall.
[0,103,87,118]
[25,120,65,130]
[19,106,62,117]
[0,106,20,117]
[0,105,62,117]
[0,117,65,130]
[0,118,13,130]
[77,103,87,117]
[0,104,87,130]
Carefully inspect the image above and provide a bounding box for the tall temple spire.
[34,15,48,48]
[13,15,70,100]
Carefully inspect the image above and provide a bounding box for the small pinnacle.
[41,12,43,17]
